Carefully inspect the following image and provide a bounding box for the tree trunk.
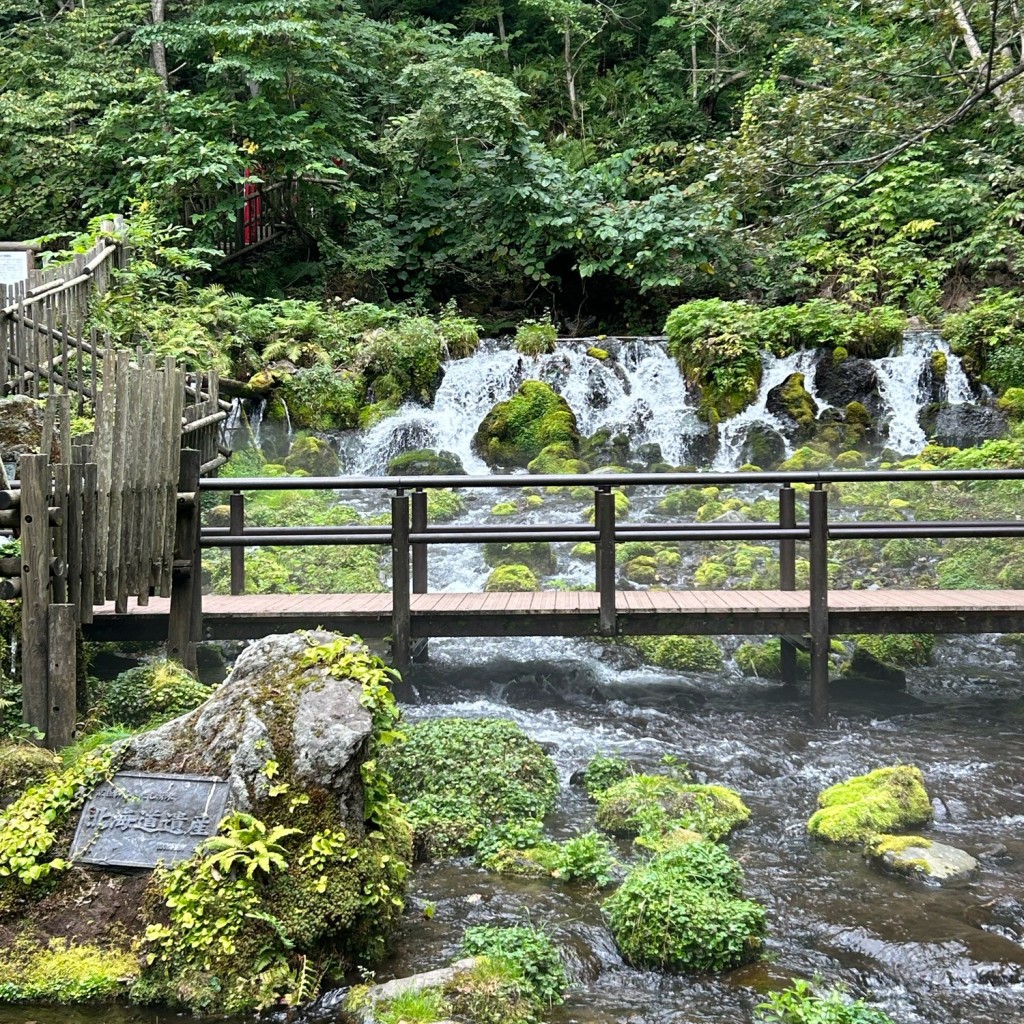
[497,9,509,60]
[151,0,169,91]
[948,0,1024,124]
[565,26,579,122]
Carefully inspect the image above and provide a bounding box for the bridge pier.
[808,486,830,725]
[391,491,411,681]
[778,484,799,685]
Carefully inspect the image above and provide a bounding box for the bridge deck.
[83,589,1024,642]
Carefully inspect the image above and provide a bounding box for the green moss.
[585,489,630,521]
[996,386,1024,420]
[491,501,518,516]
[279,366,365,431]
[483,541,556,575]
[694,559,728,588]
[832,346,849,362]
[473,381,579,467]
[527,442,589,474]
[621,635,723,672]
[604,841,766,973]
[571,541,596,560]
[426,489,464,523]
[867,833,932,857]
[485,564,538,592]
[596,774,749,840]
[0,744,60,798]
[0,938,138,1003]
[850,633,934,668]
[834,449,866,469]
[587,346,609,360]
[657,488,705,515]
[94,659,211,728]
[623,555,658,585]
[283,434,340,476]
[378,718,558,859]
[775,373,817,430]
[807,765,932,844]
[386,449,464,476]
[780,446,832,471]
[931,350,947,378]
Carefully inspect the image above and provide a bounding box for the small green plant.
[200,812,301,880]
[460,925,567,1008]
[581,753,631,798]
[756,979,897,1024]
[0,938,138,1003]
[94,658,210,728]
[513,319,557,356]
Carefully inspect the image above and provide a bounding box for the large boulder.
[922,403,1007,448]
[124,631,373,822]
[766,373,819,439]
[283,435,340,476]
[387,448,465,476]
[473,381,579,467]
[740,423,786,469]
[814,355,881,413]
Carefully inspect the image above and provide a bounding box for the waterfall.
[350,338,703,475]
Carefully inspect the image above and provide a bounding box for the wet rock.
[977,843,1011,861]
[814,355,881,413]
[124,631,373,823]
[386,448,464,476]
[0,395,59,461]
[921,403,1007,448]
[867,835,979,881]
[844,648,907,688]
[766,372,819,438]
[284,434,340,475]
[350,958,478,1022]
[966,897,1024,943]
[740,423,786,469]
[635,442,663,467]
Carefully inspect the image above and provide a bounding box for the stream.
[14,334,1024,1024]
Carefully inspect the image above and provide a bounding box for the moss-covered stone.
[596,774,749,840]
[473,382,580,467]
[779,446,832,471]
[851,633,934,669]
[283,435,340,476]
[834,449,866,469]
[767,372,818,433]
[623,556,658,585]
[491,501,518,516]
[620,635,723,672]
[808,765,932,844]
[483,541,556,575]
[587,346,609,360]
[526,442,589,475]
[694,559,728,588]
[386,448,465,476]
[931,350,948,378]
[866,834,978,881]
[378,718,558,860]
[427,489,465,523]
[484,564,538,592]
[0,744,60,800]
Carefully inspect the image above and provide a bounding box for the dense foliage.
[7,0,1024,328]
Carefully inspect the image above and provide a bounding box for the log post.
[778,484,798,685]
[595,487,616,636]
[229,491,245,595]
[808,485,830,724]
[391,491,411,681]
[47,604,77,749]
[411,489,429,663]
[20,454,51,740]
[168,448,201,672]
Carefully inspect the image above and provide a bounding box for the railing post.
[778,484,798,685]
[391,490,412,680]
[411,489,429,664]
[595,487,616,636]
[229,491,245,595]
[168,448,201,673]
[808,485,829,724]
[20,454,51,742]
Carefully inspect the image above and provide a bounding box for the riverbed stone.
[387,447,465,475]
[814,355,881,413]
[766,372,819,438]
[123,631,373,823]
[348,958,478,1022]
[867,834,979,881]
[921,402,1007,448]
[740,422,786,469]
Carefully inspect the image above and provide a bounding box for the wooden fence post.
[229,491,245,595]
[47,604,76,749]
[808,485,830,724]
[168,448,201,673]
[595,487,616,636]
[778,484,798,684]
[411,489,429,664]
[391,491,411,681]
[20,454,51,741]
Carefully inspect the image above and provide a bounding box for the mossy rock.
[866,834,978,882]
[735,638,809,680]
[386,448,465,476]
[694,559,728,588]
[658,488,705,515]
[0,744,60,799]
[621,635,723,672]
[571,541,596,560]
[604,841,766,973]
[94,659,211,729]
[491,501,518,516]
[483,541,556,575]
[527,442,589,475]
[473,381,580,468]
[378,718,558,860]
[851,633,934,669]
[779,446,832,471]
[587,347,609,360]
[834,449,866,469]
[283,435,340,476]
[427,489,464,523]
[485,564,538,592]
[622,556,658,585]
[766,372,819,434]
[808,765,932,844]
[931,350,947,378]
[596,775,749,840]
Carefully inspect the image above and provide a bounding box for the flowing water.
[15,334,1024,1024]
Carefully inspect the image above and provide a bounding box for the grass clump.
[94,658,211,728]
[596,774,749,841]
[459,925,567,1009]
[620,634,723,671]
[604,840,766,972]
[514,320,557,357]
[756,978,897,1024]
[0,938,138,1003]
[807,765,932,844]
[378,718,558,859]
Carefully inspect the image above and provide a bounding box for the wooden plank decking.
[83,589,1024,642]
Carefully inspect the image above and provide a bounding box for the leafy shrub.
[482,830,618,886]
[757,979,897,1024]
[944,288,1024,377]
[604,842,766,972]
[96,659,210,728]
[378,718,558,858]
[460,925,567,1008]
[581,753,631,798]
[514,320,557,356]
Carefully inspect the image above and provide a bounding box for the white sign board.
[0,249,30,287]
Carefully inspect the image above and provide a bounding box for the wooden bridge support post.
[411,489,429,663]
[20,454,53,742]
[595,487,616,636]
[778,484,798,685]
[168,448,201,673]
[808,485,830,724]
[391,491,412,681]
[229,491,245,595]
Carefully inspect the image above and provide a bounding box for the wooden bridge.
[74,466,1024,728]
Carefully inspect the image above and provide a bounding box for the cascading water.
[349,338,704,475]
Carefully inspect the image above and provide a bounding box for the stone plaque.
[70,771,231,870]
[0,249,30,287]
